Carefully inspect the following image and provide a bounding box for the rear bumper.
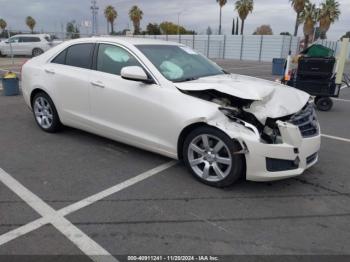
[243,121,321,182]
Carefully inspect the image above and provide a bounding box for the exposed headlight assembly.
[219,107,260,138]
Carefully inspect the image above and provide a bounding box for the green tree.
[235,0,254,35]
[319,0,340,39]
[26,16,36,33]
[290,0,306,37]
[66,20,80,39]
[0,19,7,34]
[159,21,190,35]
[129,5,143,35]
[207,26,213,35]
[280,32,292,36]
[104,5,118,34]
[146,23,161,35]
[253,25,273,35]
[232,18,235,35]
[300,1,318,47]
[341,31,350,40]
[216,0,227,35]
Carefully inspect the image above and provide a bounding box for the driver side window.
[96,44,142,76]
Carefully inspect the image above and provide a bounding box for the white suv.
[0,34,56,57]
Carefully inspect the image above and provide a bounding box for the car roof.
[11,34,49,37]
[89,36,182,46]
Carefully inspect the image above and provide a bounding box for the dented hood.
[176,74,310,124]
[176,74,275,100]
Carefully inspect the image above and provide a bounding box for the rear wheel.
[315,97,333,111]
[183,126,244,188]
[32,48,44,57]
[32,92,62,133]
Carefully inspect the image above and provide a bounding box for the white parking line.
[322,134,350,143]
[333,98,350,102]
[0,168,118,262]
[0,160,177,255]
[59,160,177,216]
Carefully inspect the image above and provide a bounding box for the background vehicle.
[21,37,321,188]
[0,34,60,57]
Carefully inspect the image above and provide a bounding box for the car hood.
[176,74,310,124]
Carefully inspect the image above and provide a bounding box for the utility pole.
[91,0,99,35]
[177,12,181,36]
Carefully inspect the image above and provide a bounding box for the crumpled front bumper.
[243,121,321,182]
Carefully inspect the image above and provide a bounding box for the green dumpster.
[300,44,334,58]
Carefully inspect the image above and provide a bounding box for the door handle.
[91,81,105,88]
[45,69,55,74]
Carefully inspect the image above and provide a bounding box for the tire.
[183,126,244,188]
[32,48,44,57]
[32,92,62,133]
[315,97,333,111]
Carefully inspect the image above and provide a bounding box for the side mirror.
[121,66,154,84]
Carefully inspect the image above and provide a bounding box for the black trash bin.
[2,72,20,96]
[272,58,286,76]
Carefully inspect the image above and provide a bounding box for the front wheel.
[183,126,244,188]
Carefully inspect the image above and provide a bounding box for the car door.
[43,43,95,128]
[19,37,32,55]
[21,36,40,55]
[89,43,172,151]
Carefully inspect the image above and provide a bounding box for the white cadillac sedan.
[22,37,321,187]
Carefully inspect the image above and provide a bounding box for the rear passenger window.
[65,44,94,69]
[21,37,41,42]
[97,44,142,76]
[51,49,67,65]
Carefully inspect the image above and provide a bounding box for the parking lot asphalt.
[0,57,350,260]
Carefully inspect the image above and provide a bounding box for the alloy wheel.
[187,134,232,182]
[33,97,54,129]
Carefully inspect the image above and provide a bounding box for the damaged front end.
[179,87,318,145]
[178,87,321,181]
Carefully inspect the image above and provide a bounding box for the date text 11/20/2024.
[127,255,220,261]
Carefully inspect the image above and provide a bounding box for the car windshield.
[136,45,225,82]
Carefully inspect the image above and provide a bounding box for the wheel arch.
[177,122,246,162]
[30,88,48,107]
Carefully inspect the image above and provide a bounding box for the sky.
[0,0,348,40]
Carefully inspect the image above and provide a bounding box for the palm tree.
[235,0,254,35]
[26,16,36,33]
[319,0,340,39]
[300,1,318,47]
[0,19,7,34]
[290,0,306,36]
[129,5,143,35]
[104,5,118,34]
[216,0,227,35]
